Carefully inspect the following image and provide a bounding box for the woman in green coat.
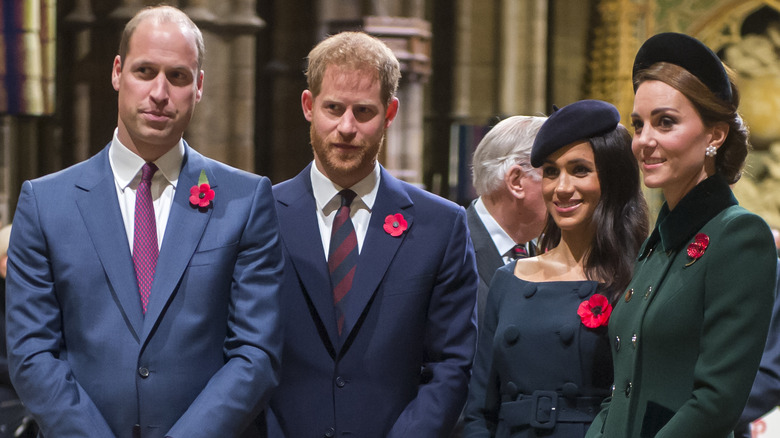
[586,32,777,438]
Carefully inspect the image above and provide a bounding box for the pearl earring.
[705,145,717,157]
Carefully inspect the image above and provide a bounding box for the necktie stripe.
[332,266,356,303]
[328,233,357,271]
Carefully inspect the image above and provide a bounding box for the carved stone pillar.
[183,0,265,171]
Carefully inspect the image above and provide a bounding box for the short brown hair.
[634,62,748,184]
[305,32,401,107]
[118,5,205,69]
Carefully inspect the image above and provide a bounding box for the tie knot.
[141,163,158,182]
[338,189,357,208]
[508,243,529,260]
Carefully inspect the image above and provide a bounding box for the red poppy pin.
[383,213,407,237]
[577,294,612,328]
[189,169,214,209]
[685,233,709,267]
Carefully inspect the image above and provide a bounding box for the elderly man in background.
[467,116,548,324]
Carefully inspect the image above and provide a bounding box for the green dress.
[587,175,777,438]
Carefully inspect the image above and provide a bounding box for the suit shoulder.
[201,156,265,183]
[399,179,463,214]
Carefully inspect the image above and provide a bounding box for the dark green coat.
[587,176,777,438]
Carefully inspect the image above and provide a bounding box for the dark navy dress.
[464,262,613,437]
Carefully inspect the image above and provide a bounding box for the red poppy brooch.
[577,294,612,328]
[383,213,408,237]
[189,169,214,208]
[685,233,709,267]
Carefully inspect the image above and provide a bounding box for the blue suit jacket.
[6,143,284,438]
[267,164,478,438]
[735,260,780,438]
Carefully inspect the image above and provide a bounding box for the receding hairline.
[119,6,205,69]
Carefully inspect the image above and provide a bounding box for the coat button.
[625,382,632,397]
[644,286,653,299]
[562,382,578,398]
[335,376,346,388]
[614,336,621,352]
[610,384,615,397]
[138,367,150,378]
[624,288,634,302]
[324,427,335,437]
[631,333,638,349]
[504,325,520,345]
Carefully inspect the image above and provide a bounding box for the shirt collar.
[310,161,381,214]
[109,128,184,189]
[640,174,737,258]
[474,197,518,256]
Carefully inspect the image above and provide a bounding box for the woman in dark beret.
[463,99,648,437]
[587,32,777,438]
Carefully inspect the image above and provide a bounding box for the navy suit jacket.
[735,260,780,438]
[268,164,478,438]
[465,202,504,326]
[6,143,284,438]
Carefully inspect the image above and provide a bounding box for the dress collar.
[640,174,737,258]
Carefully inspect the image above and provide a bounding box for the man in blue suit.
[268,32,479,437]
[5,6,283,437]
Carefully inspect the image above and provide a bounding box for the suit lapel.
[141,145,212,343]
[340,168,413,341]
[466,203,503,285]
[75,147,143,341]
[275,165,340,350]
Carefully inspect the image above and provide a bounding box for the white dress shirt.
[109,129,184,253]
[311,161,381,259]
[474,197,529,264]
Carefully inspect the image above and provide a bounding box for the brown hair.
[118,5,205,69]
[634,62,748,184]
[305,32,401,107]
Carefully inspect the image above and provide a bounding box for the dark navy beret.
[530,99,620,167]
[632,32,732,103]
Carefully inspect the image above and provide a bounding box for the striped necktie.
[328,189,358,335]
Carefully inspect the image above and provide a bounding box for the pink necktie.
[134,163,158,314]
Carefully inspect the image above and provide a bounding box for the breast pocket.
[188,241,239,267]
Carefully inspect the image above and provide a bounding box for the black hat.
[531,100,620,167]
[632,32,732,103]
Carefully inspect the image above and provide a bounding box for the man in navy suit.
[467,115,547,324]
[5,6,283,437]
[735,260,780,438]
[268,31,479,437]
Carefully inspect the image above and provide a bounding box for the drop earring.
[705,145,717,157]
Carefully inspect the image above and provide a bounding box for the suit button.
[138,367,150,378]
[625,382,632,397]
[335,376,346,388]
[324,427,335,437]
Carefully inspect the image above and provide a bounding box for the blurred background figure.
[468,116,548,324]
